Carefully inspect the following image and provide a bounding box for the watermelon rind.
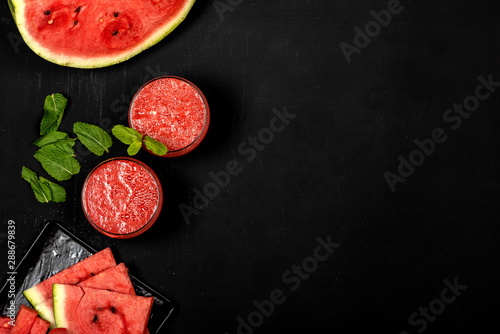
[22,287,45,310]
[34,300,56,329]
[8,0,196,68]
[52,284,70,329]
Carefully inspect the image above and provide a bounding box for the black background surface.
[1,0,500,333]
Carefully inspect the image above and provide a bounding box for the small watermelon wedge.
[76,263,150,334]
[10,305,38,334]
[53,284,153,334]
[8,0,197,68]
[34,262,133,328]
[23,248,116,311]
[78,263,135,295]
[29,317,50,334]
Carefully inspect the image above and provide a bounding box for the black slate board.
[0,222,175,333]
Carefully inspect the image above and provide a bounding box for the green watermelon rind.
[7,0,15,15]
[53,284,69,329]
[9,0,196,68]
[22,286,45,310]
[34,299,56,329]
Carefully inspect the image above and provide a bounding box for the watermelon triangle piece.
[29,317,50,334]
[73,263,150,334]
[34,262,135,328]
[78,263,135,295]
[24,248,116,309]
[10,305,38,334]
[53,284,153,334]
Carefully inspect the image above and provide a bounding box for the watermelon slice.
[29,317,50,334]
[8,0,196,68]
[78,263,135,295]
[76,263,150,334]
[23,248,116,310]
[53,285,153,334]
[10,305,38,334]
[34,262,134,328]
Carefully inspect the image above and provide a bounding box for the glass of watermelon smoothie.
[129,76,210,157]
[81,157,163,239]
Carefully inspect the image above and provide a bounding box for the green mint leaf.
[40,93,67,135]
[21,167,51,203]
[127,141,142,156]
[34,131,76,148]
[34,144,81,181]
[73,122,113,156]
[111,125,145,156]
[53,142,76,156]
[39,177,66,203]
[112,125,143,145]
[144,136,168,156]
[39,181,53,202]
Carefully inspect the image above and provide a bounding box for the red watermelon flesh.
[10,305,38,334]
[24,248,116,308]
[0,315,13,328]
[48,329,69,334]
[0,315,13,333]
[78,263,135,295]
[78,263,150,334]
[29,317,50,334]
[8,0,196,68]
[34,262,135,328]
[53,285,153,334]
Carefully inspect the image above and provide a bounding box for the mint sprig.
[112,125,167,156]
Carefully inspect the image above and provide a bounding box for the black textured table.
[1,1,500,333]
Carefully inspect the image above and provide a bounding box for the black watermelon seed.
[112,30,118,36]
[110,307,116,314]
[114,12,119,17]
[93,315,98,323]
[76,6,81,13]
[44,10,50,15]
[90,272,95,276]
[74,21,78,25]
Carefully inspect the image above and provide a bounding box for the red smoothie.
[82,158,162,238]
[129,76,209,157]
